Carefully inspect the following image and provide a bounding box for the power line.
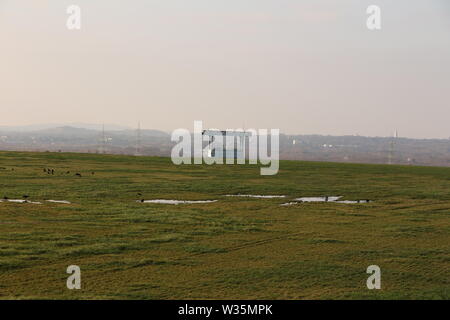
[388,130,397,164]
[135,122,142,156]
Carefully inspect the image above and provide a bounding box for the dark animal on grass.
[23,195,29,199]
[75,173,82,177]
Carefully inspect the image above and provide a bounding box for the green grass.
[0,151,449,299]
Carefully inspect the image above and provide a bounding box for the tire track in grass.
[181,231,307,260]
[119,231,310,299]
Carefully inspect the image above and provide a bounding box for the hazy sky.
[1,0,449,138]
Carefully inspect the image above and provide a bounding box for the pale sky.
[0,0,449,138]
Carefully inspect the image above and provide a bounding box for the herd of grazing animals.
[42,167,91,177]
[2,167,97,202]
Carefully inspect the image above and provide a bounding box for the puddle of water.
[225,194,286,199]
[294,196,342,202]
[46,200,71,204]
[138,199,218,205]
[1,199,72,204]
[290,196,371,204]
[0,199,42,204]
[335,200,371,204]
[280,202,299,206]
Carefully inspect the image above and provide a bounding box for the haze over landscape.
[1,1,450,302]
[1,0,449,139]
[0,123,448,167]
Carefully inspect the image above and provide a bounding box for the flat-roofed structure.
[202,130,250,160]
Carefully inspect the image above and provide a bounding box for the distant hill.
[0,123,133,132]
[0,125,169,137]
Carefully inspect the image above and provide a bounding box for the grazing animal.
[137,193,142,196]
[91,172,95,175]
[51,169,54,175]
[66,171,70,174]
[3,196,8,200]
[140,199,145,203]
[43,168,47,172]
[75,173,82,177]
[23,195,29,199]
[325,196,329,202]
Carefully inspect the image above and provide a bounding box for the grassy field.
[0,151,448,299]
